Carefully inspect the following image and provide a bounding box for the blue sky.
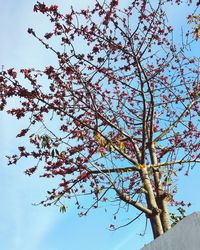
[0,1,199,250]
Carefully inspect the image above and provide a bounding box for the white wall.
[141,212,200,250]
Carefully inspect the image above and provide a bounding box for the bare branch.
[109,212,143,231]
[153,100,198,143]
[152,159,200,168]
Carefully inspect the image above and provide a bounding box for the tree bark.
[160,197,171,232]
[149,214,164,239]
[149,143,171,233]
[140,167,164,238]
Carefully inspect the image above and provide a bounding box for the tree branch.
[115,188,153,215]
[88,166,137,175]
[152,159,200,168]
[153,100,198,143]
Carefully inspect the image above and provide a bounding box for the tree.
[0,0,199,239]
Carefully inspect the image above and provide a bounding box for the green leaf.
[165,176,170,185]
[59,205,67,213]
[51,149,55,158]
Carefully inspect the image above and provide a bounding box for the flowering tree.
[0,0,199,239]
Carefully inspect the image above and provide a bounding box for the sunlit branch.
[153,100,198,143]
[115,188,152,215]
[88,166,137,174]
[152,159,200,168]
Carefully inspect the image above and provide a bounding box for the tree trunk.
[149,214,164,239]
[140,167,164,238]
[160,198,171,232]
[150,196,171,237]
[149,143,171,234]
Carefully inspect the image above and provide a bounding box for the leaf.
[59,205,67,213]
[41,135,50,148]
[106,143,114,152]
[51,149,55,158]
[119,141,125,152]
[60,151,66,157]
[171,171,177,177]
[165,176,171,185]
[174,132,179,137]
[99,152,105,157]
[195,26,200,39]
[41,141,46,148]
[95,132,107,147]
[55,149,59,155]
[116,137,125,152]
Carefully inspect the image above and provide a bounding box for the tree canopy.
[0,0,199,239]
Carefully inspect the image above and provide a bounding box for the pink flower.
[7,68,17,79]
